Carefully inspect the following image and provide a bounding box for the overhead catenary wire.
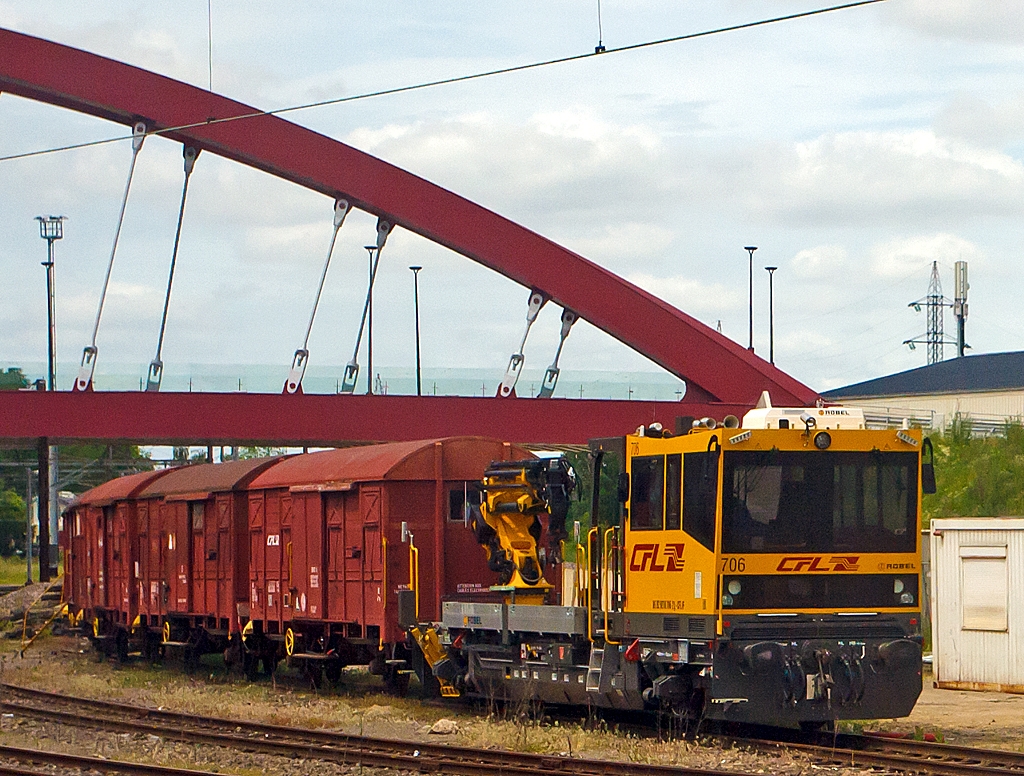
[0,0,887,165]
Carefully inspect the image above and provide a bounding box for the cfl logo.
[629,543,686,572]
[776,555,860,572]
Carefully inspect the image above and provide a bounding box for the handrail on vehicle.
[586,527,598,643]
[380,535,387,648]
[602,526,620,645]
[408,540,420,621]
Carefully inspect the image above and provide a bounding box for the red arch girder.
[0,28,816,406]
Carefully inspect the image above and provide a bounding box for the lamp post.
[35,216,64,583]
[364,245,376,394]
[744,246,757,352]
[35,216,64,391]
[765,266,778,365]
[409,266,423,396]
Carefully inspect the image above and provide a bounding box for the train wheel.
[383,665,410,697]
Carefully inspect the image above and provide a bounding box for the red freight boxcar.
[242,437,531,689]
[132,457,283,664]
[62,468,173,659]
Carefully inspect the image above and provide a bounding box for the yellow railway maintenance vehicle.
[409,392,935,728]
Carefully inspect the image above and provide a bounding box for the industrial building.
[822,351,1024,434]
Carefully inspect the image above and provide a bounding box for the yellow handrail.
[380,535,387,648]
[409,541,420,621]
[602,526,620,645]
[586,527,598,642]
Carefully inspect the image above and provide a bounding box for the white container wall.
[930,518,1024,693]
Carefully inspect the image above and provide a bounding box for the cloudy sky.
[2,0,1023,396]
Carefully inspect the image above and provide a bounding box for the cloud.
[790,245,848,278]
[746,130,1024,226]
[625,272,742,318]
[868,233,983,279]
[934,93,1024,148]
[885,1,1024,44]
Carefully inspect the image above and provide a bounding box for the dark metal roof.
[71,468,174,508]
[822,351,1024,400]
[248,437,533,490]
[137,457,283,498]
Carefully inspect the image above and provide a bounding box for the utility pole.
[904,261,955,365]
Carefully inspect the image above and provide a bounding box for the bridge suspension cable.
[74,122,147,392]
[340,219,392,394]
[284,198,352,394]
[147,145,199,392]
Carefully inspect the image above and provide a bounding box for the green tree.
[0,367,28,390]
[0,489,26,557]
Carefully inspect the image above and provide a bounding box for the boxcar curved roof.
[137,457,283,498]
[248,437,533,490]
[71,468,174,508]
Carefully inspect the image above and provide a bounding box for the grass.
[0,553,64,585]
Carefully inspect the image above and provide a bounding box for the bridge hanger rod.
[498,290,547,398]
[340,218,392,394]
[537,308,577,399]
[284,198,351,394]
[147,145,199,392]
[75,122,147,392]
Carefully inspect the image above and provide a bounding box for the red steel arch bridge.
[0,26,816,452]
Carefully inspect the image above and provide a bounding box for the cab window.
[630,455,664,530]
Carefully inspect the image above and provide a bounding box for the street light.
[35,216,65,392]
[744,246,757,352]
[765,266,778,365]
[35,216,64,584]
[409,266,423,396]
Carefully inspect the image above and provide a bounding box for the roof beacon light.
[729,431,752,445]
[896,430,919,447]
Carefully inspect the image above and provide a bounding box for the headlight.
[722,594,734,606]
[813,431,832,450]
[900,592,914,604]
[727,580,742,595]
[894,579,905,594]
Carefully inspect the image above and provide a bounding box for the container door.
[112,504,131,617]
[248,492,266,621]
[214,494,233,622]
[290,492,324,621]
[189,501,207,615]
[360,488,384,628]
[325,494,347,621]
[100,506,113,608]
[169,502,191,614]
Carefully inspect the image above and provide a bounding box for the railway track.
[0,683,743,776]
[0,741,221,775]
[3,682,1023,775]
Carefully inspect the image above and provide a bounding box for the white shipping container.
[930,518,1024,693]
